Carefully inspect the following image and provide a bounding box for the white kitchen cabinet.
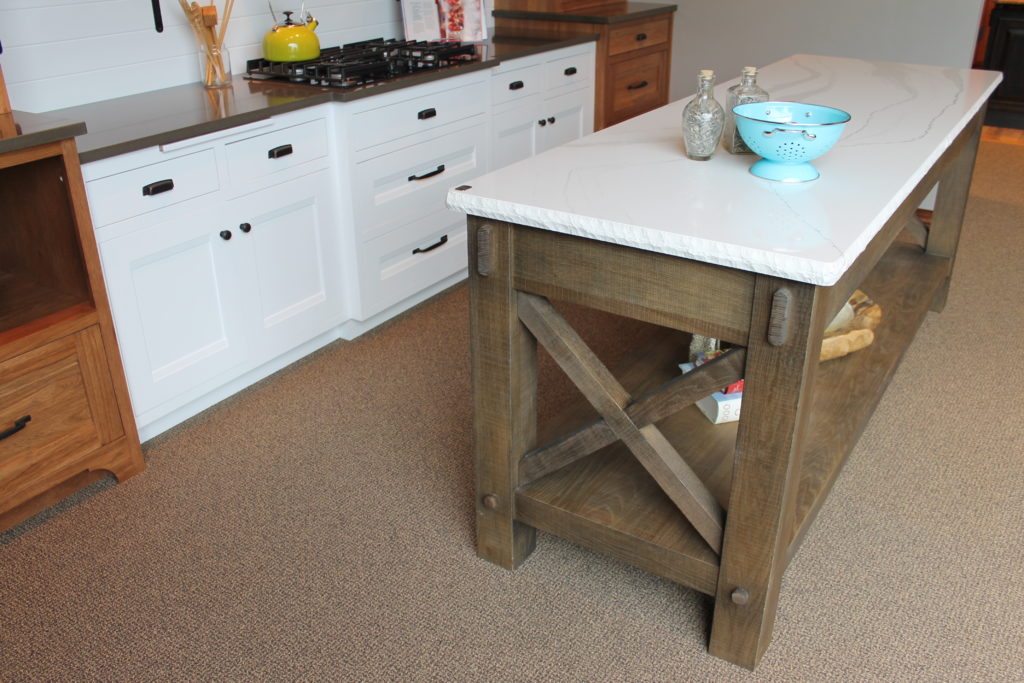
[337,71,490,328]
[490,44,596,170]
[88,106,345,437]
[98,202,250,418]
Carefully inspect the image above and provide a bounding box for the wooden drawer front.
[353,123,487,239]
[607,51,668,126]
[225,119,328,187]
[86,149,219,228]
[491,62,546,108]
[0,327,123,506]
[608,17,671,57]
[351,80,488,151]
[545,50,596,98]
[358,209,468,317]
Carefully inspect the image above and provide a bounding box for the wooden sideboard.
[494,2,676,130]
[0,102,144,531]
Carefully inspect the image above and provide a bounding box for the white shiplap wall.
[0,0,405,113]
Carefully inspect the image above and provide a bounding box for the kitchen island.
[447,54,1001,669]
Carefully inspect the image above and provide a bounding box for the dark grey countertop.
[36,35,597,164]
[0,110,87,156]
[492,2,677,24]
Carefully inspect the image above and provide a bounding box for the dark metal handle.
[417,107,437,120]
[538,119,547,127]
[408,164,445,181]
[547,116,556,124]
[636,32,648,41]
[0,415,31,441]
[627,80,649,90]
[220,230,232,240]
[239,223,252,233]
[509,80,525,90]
[412,234,448,254]
[151,0,164,32]
[268,144,293,159]
[564,66,578,76]
[142,179,174,196]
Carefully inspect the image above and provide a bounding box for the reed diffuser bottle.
[724,66,769,154]
[682,70,725,161]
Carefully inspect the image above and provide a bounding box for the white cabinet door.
[491,96,543,170]
[229,169,344,362]
[99,206,250,416]
[539,88,594,154]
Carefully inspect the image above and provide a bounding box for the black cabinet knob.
[219,230,232,240]
[239,222,252,233]
[636,32,648,41]
[547,116,556,124]
[538,119,547,127]
[564,66,578,76]
[509,80,525,90]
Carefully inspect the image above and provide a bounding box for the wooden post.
[468,217,538,568]
[927,106,985,312]
[708,276,827,669]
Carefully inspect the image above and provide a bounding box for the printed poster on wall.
[401,0,487,42]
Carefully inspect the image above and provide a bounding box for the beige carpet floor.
[2,140,1023,681]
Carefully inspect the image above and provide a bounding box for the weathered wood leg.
[927,106,985,312]
[709,277,827,670]
[468,218,537,568]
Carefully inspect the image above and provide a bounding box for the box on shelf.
[679,361,742,424]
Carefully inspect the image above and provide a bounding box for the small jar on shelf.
[682,70,725,161]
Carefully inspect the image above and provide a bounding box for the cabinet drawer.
[491,62,546,107]
[85,148,219,228]
[351,80,488,151]
[353,123,487,239]
[357,210,468,318]
[608,17,671,57]
[545,50,596,97]
[0,327,123,507]
[224,118,328,187]
[607,51,668,126]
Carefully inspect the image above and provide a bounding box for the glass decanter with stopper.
[681,70,725,161]
[723,66,769,154]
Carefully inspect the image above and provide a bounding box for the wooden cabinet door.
[99,204,250,417]
[231,169,344,362]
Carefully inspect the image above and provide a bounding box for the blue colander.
[733,102,851,182]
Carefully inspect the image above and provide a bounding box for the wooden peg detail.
[766,288,792,346]
[476,224,492,277]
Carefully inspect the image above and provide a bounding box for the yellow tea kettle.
[263,7,320,62]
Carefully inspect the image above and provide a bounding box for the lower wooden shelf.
[515,234,951,594]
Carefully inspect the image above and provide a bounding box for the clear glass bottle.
[723,66,769,154]
[682,70,725,161]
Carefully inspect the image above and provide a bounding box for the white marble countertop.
[447,54,1002,285]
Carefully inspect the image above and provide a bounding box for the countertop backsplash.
[0,0,412,113]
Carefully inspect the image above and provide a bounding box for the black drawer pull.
[538,119,547,127]
[564,66,578,76]
[627,80,649,90]
[636,32,648,41]
[219,230,232,240]
[142,179,174,196]
[0,415,31,441]
[509,80,525,90]
[268,144,293,159]
[547,116,556,124]
[408,164,446,182]
[412,234,448,254]
[239,222,252,233]
[417,107,437,120]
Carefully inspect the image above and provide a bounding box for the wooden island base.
[465,107,984,669]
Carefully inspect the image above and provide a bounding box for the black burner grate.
[245,38,480,89]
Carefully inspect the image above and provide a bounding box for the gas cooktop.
[245,38,481,89]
